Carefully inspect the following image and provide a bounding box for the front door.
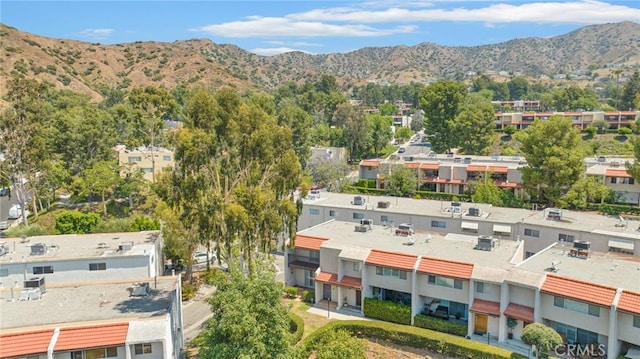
[356,290,362,306]
[475,314,488,333]
[323,284,331,300]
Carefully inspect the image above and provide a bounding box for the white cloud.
[76,28,114,40]
[264,40,323,47]
[287,1,640,25]
[250,47,313,56]
[192,17,416,38]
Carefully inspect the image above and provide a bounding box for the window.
[353,261,361,272]
[353,213,365,220]
[33,266,53,274]
[134,343,153,355]
[476,282,489,293]
[380,215,393,223]
[309,250,320,260]
[309,208,320,215]
[525,251,536,258]
[0,268,8,277]
[329,210,336,217]
[71,347,118,358]
[431,220,446,229]
[524,228,540,237]
[558,233,575,243]
[304,270,315,287]
[162,155,171,161]
[142,168,153,173]
[127,156,142,163]
[612,177,635,185]
[89,262,107,271]
[634,315,640,328]
[554,296,599,317]
[375,266,407,280]
[428,275,462,289]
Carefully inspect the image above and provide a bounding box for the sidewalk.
[307,300,370,321]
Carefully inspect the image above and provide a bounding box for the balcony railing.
[288,254,320,269]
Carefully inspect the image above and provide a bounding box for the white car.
[0,221,7,230]
[193,252,216,264]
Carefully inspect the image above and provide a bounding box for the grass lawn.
[283,298,334,340]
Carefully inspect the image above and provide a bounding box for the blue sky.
[2,1,639,56]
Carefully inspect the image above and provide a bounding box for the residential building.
[115,145,175,182]
[309,147,347,165]
[494,110,639,130]
[0,276,183,359]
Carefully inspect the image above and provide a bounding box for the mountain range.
[0,21,639,102]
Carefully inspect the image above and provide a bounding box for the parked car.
[0,221,7,231]
[0,188,8,197]
[193,252,216,264]
[398,147,406,153]
[8,205,22,219]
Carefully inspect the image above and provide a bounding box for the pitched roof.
[293,235,329,251]
[470,299,501,316]
[54,323,129,351]
[504,303,534,322]
[360,160,380,167]
[366,249,417,270]
[0,329,53,357]
[316,272,362,289]
[541,274,617,307]
[467,165,487,172]
[420,163,439,170]
[417,256,474,279]
[403,162,420,169]
[488,166,508,174]
[605,169,631,178]
[618,290,640,315]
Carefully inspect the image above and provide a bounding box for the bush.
[285,286,298,299]
[584,126,597,138]
[618,127,633,135]
[302,290,315,303]
[289,312,305,345]
[181,283,196,301]
[92,219,131,233]
[413,314,467,336]
[55,210,100,234]
[5,224,51,237]
[129,215,160,231]
[503,126,516,135]
[363,298,411,325]
[294,321,524,359]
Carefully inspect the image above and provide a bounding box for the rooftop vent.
[468,207,481,217]
[377,201,390,209]
[118,241,134,252]
[30,243,47,256]
[395,223,414,236]
[475,235,496,251]
[569,241,590,258]
[352,196,366,206]
[97,242,108,249]
[130,282,149,297]
[355,219,373,232]
[547,209,562,221]
[0,242,6,257]
[24,277,46,294]
[20,235,29,244]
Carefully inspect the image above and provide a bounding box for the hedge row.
[363,298,411,325]
[294,320,525,359]
[350,186,472,202]
[289,312,304,345]
[413,313,467,337]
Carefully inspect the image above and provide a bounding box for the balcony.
[288,254,320,270]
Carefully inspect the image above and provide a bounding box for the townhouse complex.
[115,145,175,182]
[359,154,640,205]
[286,192,640,358]
[0,231,184,359]
[494,110,639,130]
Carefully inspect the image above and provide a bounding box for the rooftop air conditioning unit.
[468,207,480,217]
[24,277,46,294]
[361,219,373,226]
[573,241,591,251]
[547,209,562,221]
[0,242,6,257]
[131,282,150,296]
[475,235,495,251]
[377,201,390,209]
[118,241,134,251]
[354,225,369,233]
[352,196,365,206]
[30,243,47,256]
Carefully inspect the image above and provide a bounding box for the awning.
[461,222,478,231]
[470,299,501,316]
[625,347,640,359]
[608,238,635,251]
[503,303,534,322]
[493,224,512,234]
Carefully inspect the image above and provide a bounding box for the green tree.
[521,323,563,359]
[368,114,393,156]
[277,101,312,168]
[518,116,586,206]
[470,177,504,206]
[309,159,350,192]
[55,211,100,234]
[620,71,640,111]
[552,86,598,111]
[419,80,467,153]
[334,103,369,163]
[387,167,418,197]
[454,93,496,155]
[315,329,366,359]
[626,136,640,183]
[199,264,292,359]
[395,127,412,142]
[562,176,612,209]
[82,160,121,216]
[378,102,398,116]
[507,77,529,100]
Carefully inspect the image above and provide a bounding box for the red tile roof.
[293,235,329,251]
[618,290,640,315]
[504,303,534,322]
[54,323,129,351]
[467,165,487,172]
[417,256,474,279]
[605,169,631,178]
[420,163,439,170]
[316,272,362,289]
[366,249,417,270]
[423,176,447,183]
[488,166,508,174]
[0,329,53,357]
[403,162,420,169]
[360,160,380,167]
[447,179,465,184]
[496,180,521,188]
[470,299,501,316]
[541,274,617,307]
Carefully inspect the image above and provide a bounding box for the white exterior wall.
[416,273,470,304]
[366,265,412,294]
[474,282,501,302]
[540,293,611,336]
[342,259,363,278]
[509,285,535,307]
[128,341,164,359]
[319,248,340,274]
[617,312,640,345]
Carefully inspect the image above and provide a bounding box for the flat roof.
[0,231,160,264]
[299,220,521,270]
[303,192,640,237]
[516,244,640,292]
[0,276,178,330]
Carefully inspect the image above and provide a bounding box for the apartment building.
[115,145,175,182]
[285,216,640,358]
[359,154,640,204]
[494,111,639,130]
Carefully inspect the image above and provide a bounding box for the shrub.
[584,126,597,138]
[92,219,131,233]
[363,298,411,325]
[285,286,298,299]
[618,127,632,135]
[5,224,51,237]
[129,215,160,231]
[413,314,467,336]
[289,312,305,345]
[503,126,516,135]
[55,210,100,234]
[302,290,315,303]
[181,283,196,301]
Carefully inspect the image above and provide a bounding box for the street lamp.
[326,296,330,318]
